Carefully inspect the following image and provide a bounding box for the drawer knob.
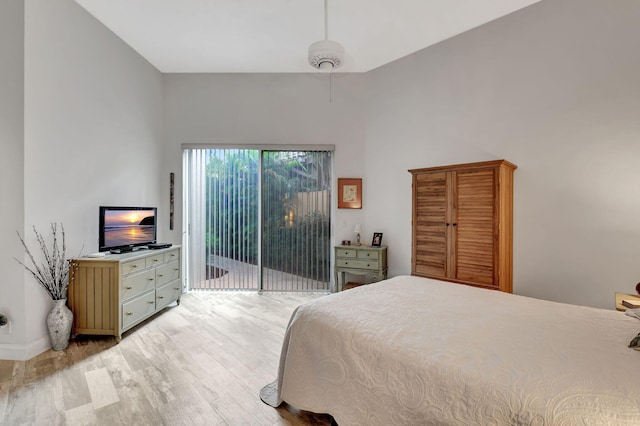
[367,264,370,267]
[158,274,164,278]
[126,312,133,316]
[174,287,180,290]
[345,262,348,265]
[158,296,164,299]
[170,254,175,257]
[174,268,179,271]
[131,265,138,268]
[148,301,154,304]
[153,259,158,262]
[367,253,370,257]
[125,286,132,290]
[148,278,154,281]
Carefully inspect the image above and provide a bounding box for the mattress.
[273,275,640,425]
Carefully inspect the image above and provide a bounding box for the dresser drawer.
[164,249,180,263]
[121,290,156,329]
[357,250,380,260]
[145,253,164,268]
[156,260,180,287]
[336,258,379,270]
[121,259,146,275]
[156,281,181,310]
[336,248,357,258]
[121,269,156,301]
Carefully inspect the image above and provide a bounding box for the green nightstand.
[334,245,387,292]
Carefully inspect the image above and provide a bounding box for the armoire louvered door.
[454,168,496,286]
[410,160,516,293]
[413,172,448,278]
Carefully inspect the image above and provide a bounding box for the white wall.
[363,0,640,308]
[0,0,26,357]
[0,0,164,360]
[162,73,368,246]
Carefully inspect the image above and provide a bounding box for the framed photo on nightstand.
[371,232,383,247]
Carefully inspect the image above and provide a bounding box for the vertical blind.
[183,148,332,291]
[262,151,332,291]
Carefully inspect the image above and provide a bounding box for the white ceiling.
[74,0,541,73]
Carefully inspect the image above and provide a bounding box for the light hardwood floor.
[0,292,334,425]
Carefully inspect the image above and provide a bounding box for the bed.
[262,275,640,425]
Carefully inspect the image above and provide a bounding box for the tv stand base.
[109,247,133,254]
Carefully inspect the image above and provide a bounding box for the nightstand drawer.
[336,259,379,270]
[336,248,357,258]
[357,251,379,260]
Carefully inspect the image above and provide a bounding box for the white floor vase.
[47,299,73,351]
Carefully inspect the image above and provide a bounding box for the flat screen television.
[99,206,157,253]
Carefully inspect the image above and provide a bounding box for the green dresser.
[334,245,388,292]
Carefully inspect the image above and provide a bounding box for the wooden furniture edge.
[408,159,517,175]
[615,292,640,311]
[411,272,505,291]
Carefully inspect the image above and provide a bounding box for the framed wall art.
[337,178,362,209]
[170,172,175,230]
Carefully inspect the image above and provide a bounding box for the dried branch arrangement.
[15,223,69,301]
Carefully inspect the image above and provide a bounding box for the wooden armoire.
[409,160,516,292]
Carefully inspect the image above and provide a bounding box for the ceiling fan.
[308,0,345,71]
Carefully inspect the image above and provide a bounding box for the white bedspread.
[275,275,640,425]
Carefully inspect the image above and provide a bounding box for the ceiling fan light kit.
[308,39,345,70]
[308,0,345,71]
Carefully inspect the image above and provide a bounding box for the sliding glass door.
[261,151,332,290]
[184,149,259,290]
[184,148,332,291]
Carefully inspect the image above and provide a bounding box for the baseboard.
[0,336,50,361]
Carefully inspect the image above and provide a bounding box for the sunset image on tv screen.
[104,209,155,247]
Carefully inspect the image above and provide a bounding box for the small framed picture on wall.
[371,232,383,247]
[337,178,362,209]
